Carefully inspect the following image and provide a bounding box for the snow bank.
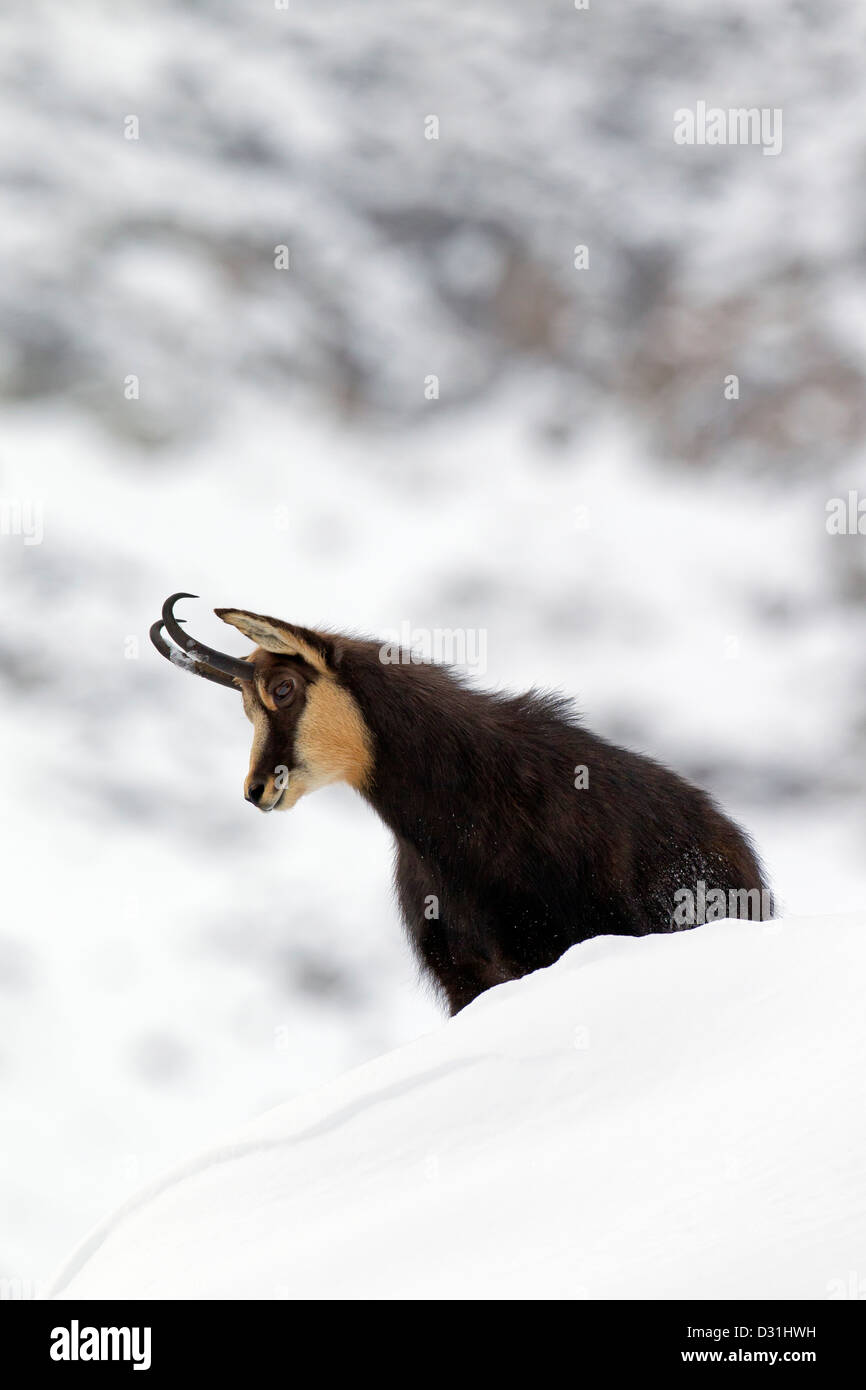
[48,913,866,1300]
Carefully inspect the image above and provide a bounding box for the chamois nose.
[245,780,266,806]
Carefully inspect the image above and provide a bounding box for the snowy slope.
[48,913,866,1301]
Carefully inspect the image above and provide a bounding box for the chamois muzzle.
[149,592,253,690]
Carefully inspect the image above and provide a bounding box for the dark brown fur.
[221,615,770,1015]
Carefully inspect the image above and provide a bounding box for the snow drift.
[49,913,866,1300]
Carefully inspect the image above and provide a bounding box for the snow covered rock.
[49,914,866,1300]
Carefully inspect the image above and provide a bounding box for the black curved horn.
[149,620,243,690]
[150,593,253,687]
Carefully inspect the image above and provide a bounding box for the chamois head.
[151,594,372,812]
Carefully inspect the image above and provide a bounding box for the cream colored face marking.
[237,640,373,812]
[255,672,278,713]
[292,678,373,795]
[243,697,277,803]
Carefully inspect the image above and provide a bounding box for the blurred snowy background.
[1,0,864,1285]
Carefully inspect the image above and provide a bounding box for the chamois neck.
[343,649,511,860]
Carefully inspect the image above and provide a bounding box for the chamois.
[151,594,771,1014]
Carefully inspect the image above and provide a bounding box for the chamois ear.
[214,609,333,676]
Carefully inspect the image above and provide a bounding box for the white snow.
[48,912,866,1300]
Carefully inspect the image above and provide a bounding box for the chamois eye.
[272,677,297,707]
